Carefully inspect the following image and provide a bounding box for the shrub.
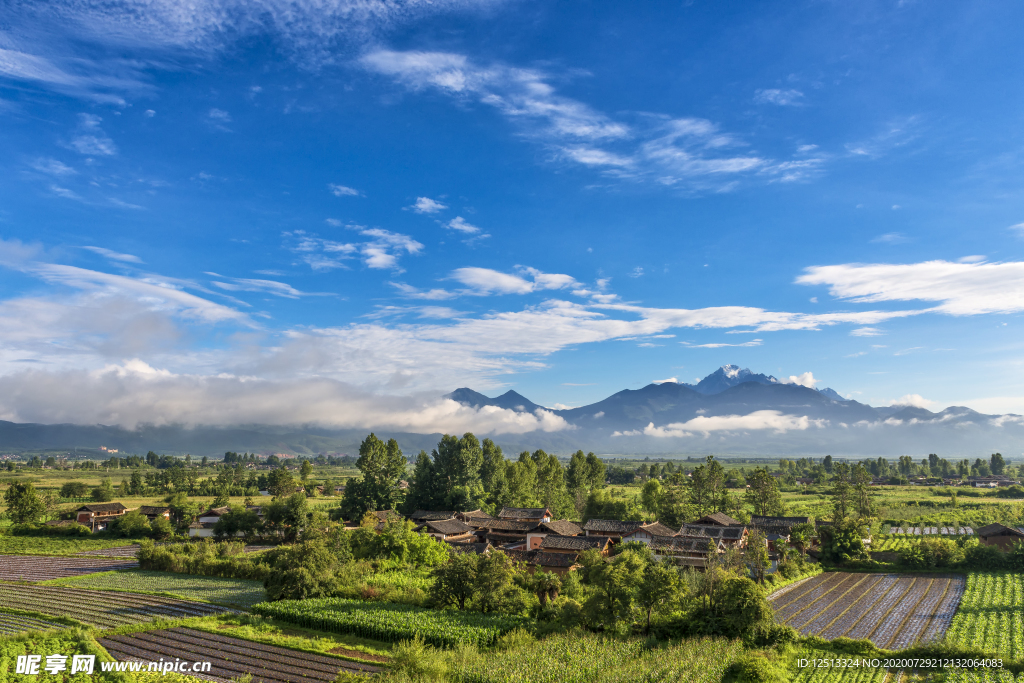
[385,636,449,682]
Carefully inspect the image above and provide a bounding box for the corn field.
[945,573,1024,659]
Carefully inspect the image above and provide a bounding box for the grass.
[44,569,267,609]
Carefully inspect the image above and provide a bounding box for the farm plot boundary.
[770,572,965,649]
[99,627,379,683]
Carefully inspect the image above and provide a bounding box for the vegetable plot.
[0,554,137,581]
[47,569,266,608]
[99,627,379,682]
[0,611,67,635]
[945,572,1024,659]
[0,584,230,628]
[770,572,965,648]
[252,597,530,648]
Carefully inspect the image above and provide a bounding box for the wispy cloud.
[329,184,361,197]
[798,259,1024,316]
[362,50,823,190]
[681,338,763,348]
[68,114,117,156]
[389,282,457,300]
[208,274,324,299]
[872,232,909,244]
[446,216,481,234]
[450,266,577,295]
[50,185,83,200]
[845,117,920,158]
[754,88,804,106]
[850,327,884,337]
[82,246,143,263]
[30,158,76,176]
[410,196,447,214]
[286,227,422,272]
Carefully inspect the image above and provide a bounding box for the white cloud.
[653,377,678,384]
[411,197,447,214]
[144,109,155,117]
[210,275,313,299]
[780,372,818,388]
[754,89,804,106]
[50,185,82,200]
[681,339,763,349]
[889,394,936,408]
[797,259,1024,316]
[208,108,231,122]
[450,266,576,295]
[871,232,908,244]
[1009,222,1024,236]
[620,410,824,437]
[328,184,361,197]
[30,158,76,175]
[363,50,816,190]
[447,216,481,234]
[82,246,143,263]
[851,327,884,337]
[70,134,116,156]
[389,282,456,300]
[0,362,571,434]
[286,227,421,272]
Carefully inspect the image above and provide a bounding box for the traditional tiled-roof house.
[502,548,581,575]
[977,523,1024,549]
[650,536,726,567]
[408,510,457,524]
[620,521,677,545]
[539,534,612,556]
[188,506,231,538]
[749,515,811,536]
[472,519,538,548]
[75,502,128,532]
[138,506,171,522]
[525,519,583,550]
[457,509,495,524]
[678,523,748,548]
[415,518,476,542]
[693,512,743,526]
[447,541,492,555]
[582,519,648,540]
[498,507,552,523]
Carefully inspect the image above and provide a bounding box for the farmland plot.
[99,627,380,682]
[47,569,266,608]
[770,572,965,649]
[0,584,230,628]
[75,544,141,558]
[0,554,137,580]
[0,611,67,635]
[946,573,1024,659]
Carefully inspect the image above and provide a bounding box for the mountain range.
[1,365,1021,458]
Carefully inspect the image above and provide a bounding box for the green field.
[0,535,138,556]
[45,569,267,609]
[945,572,1024,659]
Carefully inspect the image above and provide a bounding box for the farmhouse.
[678,523,748,548]
[497,507,552,523]
[409,510,457,524]
[750,515,811,536]
[188,506,230,538]
[502,549,581,575]
[415,518,476,542]
[75,502,128,532]
[539,534,612,556]
[582,519,649,539]
[138,506,171,522]
[650,536,725,566]
[472,519,538,547]
[620,522,679,545]
[525,519,583,550]
[977,523,1024,549]
[693,512,743,526]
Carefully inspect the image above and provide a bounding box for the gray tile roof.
[679,524,746,541]
[474,519,539,532]
[409,510,456,521]
[498,507,551,519]
[582,519,647,534]
[539,519,583,536]
[694,512,742,526]
[421,519,475,536]
[540,535,611,551]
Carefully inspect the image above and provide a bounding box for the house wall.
[189,527,215,538]
[982,534,1024,549]
[526,533,546,549]
[198,515,221,524]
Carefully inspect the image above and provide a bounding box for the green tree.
[585,452,606,490]
[59,481,89,498]
[267,466,295,498]
[429,551,478,610]
[744,468,785,517]
[214,508,263,541]
[129,470,145,495]
[637,560,678,633]
[991,453,1006,476]
[150,515,174,540]
[581,548,646,631]
[827,462,853,521]
[640,478,663,517]
[113,510,151,538]
[473,551,525,613]
[91,478,114,502]
[299,459,313,482]
[689,456,727,516]
[3,482,46,523]
[265,492,310,542]
[852,463,874,518]
[531,450,573,518]
[744,528,771,584]
[343,433,408,518]
[480,439,507,498]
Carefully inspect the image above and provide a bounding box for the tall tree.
[402,450,439,514]
[689,456,727,516]
[636,560,678,634]
[744,528,771,584]
[991,453,1006,476]
[267,466,296,498]
[585,452,606,490]
[342,433,407,517]
[828,462,854,521]
[744,468,785,517]
[479,439,507,496]
[3,482,45,524]
[432,433,485,509]
[299,459,313,482]
[532,450,573,518]
[852,463,874,518]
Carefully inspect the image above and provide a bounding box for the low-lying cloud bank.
[614,410,826,438]
[0,361,570,435]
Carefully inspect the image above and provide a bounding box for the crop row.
[252,597,531,648]
[0,584,228,628]
[773,572,964,649]
[946,572,1024,659]
[99,627,379,683]
[49,569,267,608]
[0,554,137,581]
[0,611,67,635]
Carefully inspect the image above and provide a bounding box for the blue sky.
[2,0,1024,433]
